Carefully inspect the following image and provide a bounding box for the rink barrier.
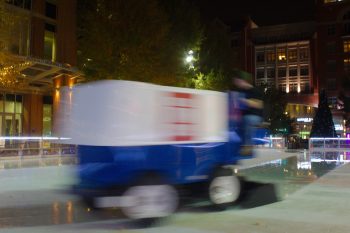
[309,137,350,151]
[0,137,76,158]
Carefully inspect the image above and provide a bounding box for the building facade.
[0,0,80,137]
[251,22,318,138]
[232,0,350,138]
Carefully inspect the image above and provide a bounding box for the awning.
[14,55,84,93]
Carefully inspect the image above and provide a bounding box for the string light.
[0,53,31,88]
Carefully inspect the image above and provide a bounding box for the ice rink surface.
[0,148,349,233]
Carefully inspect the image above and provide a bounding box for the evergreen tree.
[310,90,336,137]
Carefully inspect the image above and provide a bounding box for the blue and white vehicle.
[57,80,261,220]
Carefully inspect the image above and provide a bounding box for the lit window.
[288,49,297,62]
[299,48,309,60]
[324,0,343,3]
[277,48,286,62]
[344,40,350,53]
[344,57,350,71]
[328,97,337,109]
[300,83,310,93]
[0,94,23,136]
[44,24,56,62]
[43,96,53,136]
[278,84,286,92]
[289,83,298,93]
[266,50,275,63]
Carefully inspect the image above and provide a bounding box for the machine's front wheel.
[208,168,241,209]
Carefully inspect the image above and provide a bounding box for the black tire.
[120,173,179,221]
[208,167,241,210]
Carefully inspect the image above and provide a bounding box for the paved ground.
[0,149,348,233]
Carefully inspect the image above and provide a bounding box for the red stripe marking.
[171,122,194,125]
[166,105,193,109]
[172,136,193,141]
[171,92,192,99]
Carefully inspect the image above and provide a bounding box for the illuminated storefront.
[285,104,316,139]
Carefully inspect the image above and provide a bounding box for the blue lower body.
[75,140,253,191]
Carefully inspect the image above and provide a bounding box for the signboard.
[297,118,313,123]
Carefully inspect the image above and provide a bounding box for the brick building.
[0,0,81,137]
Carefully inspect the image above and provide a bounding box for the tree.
[0,0,30,89]
[310,90,336,138]
[78,0,202,87]
[158,0,202,87]
[194,19,236,91]
[260,84,292,135]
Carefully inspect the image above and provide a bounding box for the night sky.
[191,0,315,26]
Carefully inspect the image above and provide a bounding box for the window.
[324,0,343,3]
[0,94,23,136]
[278,67,286,78]
[327,42,336,54]
[256,68,265,79]
[44,24,56,62]
[343,11,350,20]
[45,1,57,19]
[344,24,350,35]
[231,39,239,47]
[300,83,310,92]
[256,51,265,63]
[344,57,350,71]
[6,0,31,9]
[327,79,337,91]
[289,67,298,76]
[278,84,287,92]
[289,83,298,93]
[328,96,337,109]
[300,65,309,76]
[288,49,297,62]
[266,67,275,78]
[266,50,275,63]
[277,48,286,62]
[344,40,350,53]
[327,25,336,35]
[43,96,53,136]
[5,94,15,113]
[299,48,309,60]
[327,60,336,72]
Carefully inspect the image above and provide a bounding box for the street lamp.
[185,50,195,69]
